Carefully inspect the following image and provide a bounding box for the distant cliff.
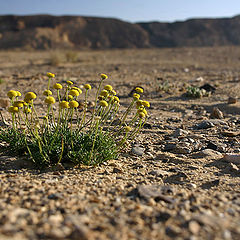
[0,15,240,49]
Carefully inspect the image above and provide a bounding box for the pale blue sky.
[1,0,240,22]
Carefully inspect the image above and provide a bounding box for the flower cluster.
[2,73,150,167]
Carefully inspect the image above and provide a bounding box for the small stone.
[210,107,223,119]
[148,170,170,177]
[196,120,215,129]
[189,220,200,234]
[131,146,145,156]
[222,154,240,164]
[173,128,189,137]
[221,131,240,137]
[113,167,123,173]
[0,98,9,108]
[48,193,63,200]
[199,149,222,158]
[228,97,237,104]
[137,185,174,203]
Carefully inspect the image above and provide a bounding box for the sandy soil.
[0,47,240,239]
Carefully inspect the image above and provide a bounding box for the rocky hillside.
[0,15,240,49]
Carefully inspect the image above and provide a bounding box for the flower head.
[135,87,144,94]
[43,90,53,96]
[68,95,73,100]
[16,91,22,97]
[45,96,56,105]
[101,74,108,80]
[104,85,113,91]
[7,90,18,99]
[59,101,69,109]
[67,80,73,85]
[142,100,150,108]
[13,101,24,108]
[99,100,108,108]
[113,96,120,103]
[23,108,32,114]
[8,106,19,113]
[138,112,145,119]
[125,126,131,132]
[84,84,92,90]
[53,83,63,90]
[133,93,140,100]
[71,87,82,94]
[136,100,143,108]
[69,89,79,97]
[100,90,109,97]
[69,100,79,108]
[47,72,55,78]
[25,92,37,100]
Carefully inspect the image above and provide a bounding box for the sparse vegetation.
[185,86,209,98]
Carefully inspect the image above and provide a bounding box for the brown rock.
[228,97,237,104]
[210,107,223,119]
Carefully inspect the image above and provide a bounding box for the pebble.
[222,154,240,164]
[173,128,189,137]
[199,149,222,158]
[210,107,223,119]
[228,97,237,104]
[188,220,200,234]
[131,146,145,156]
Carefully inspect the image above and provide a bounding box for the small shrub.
[65,51,78,63]
[185,86,209,98]
[49,52,63,66]
[0,73,150,168]
[0,78,4,84]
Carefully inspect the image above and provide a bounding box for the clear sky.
[1,0,240,23]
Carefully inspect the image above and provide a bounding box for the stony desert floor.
[0,47,240,239]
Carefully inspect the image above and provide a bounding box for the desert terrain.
[0,46,240,239]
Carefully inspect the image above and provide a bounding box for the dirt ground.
[0,47,240,240]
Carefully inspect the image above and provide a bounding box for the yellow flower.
[113,96,120,103]
[7,90,18,99]
[142,100,150,108]
[99,100,108,107]
[69,89,79,97]
[71,87,82,94]
[68,95,73,100]
[8,106,19,113]
[133,93,140,100]
[43,90,53,96]
[84,84,92,90]
[45,96,56,105]
[104,85,113,91]
[47,72,55,78]
[138,112,145,119]
[138,108,148,116]
[69,100,79,108]
[100,90,109,97]
[23,108,32,114]
[59,101,69,108]
[13,101,24,108]
[16,91,22,97]
[101,74,108,80]
[135,87,144,93]
[125,126,131,132]
[25,92,37,100]
[24,98,31,104]
[111,90,117,95]
[136,100,143,107]
[67,80,73,85]
[53,83,63,90]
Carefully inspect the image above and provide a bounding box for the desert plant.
[185,86,209,98]
[65,51,78,63]
[0,73,150,168]
[49,52,63,66]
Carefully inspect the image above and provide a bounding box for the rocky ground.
[0,47,240,239]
